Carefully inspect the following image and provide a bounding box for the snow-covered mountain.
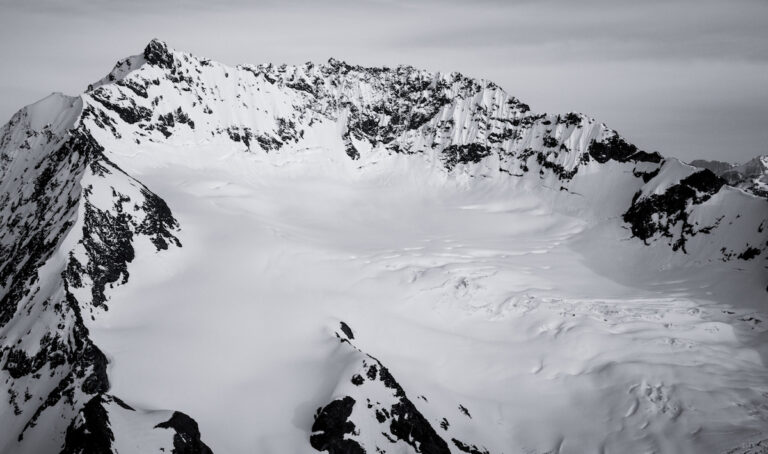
[691,156,768,198]
[1,40,766,454]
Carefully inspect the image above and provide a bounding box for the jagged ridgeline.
[0,39,766,454]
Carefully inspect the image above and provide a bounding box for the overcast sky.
[1,0,766,163]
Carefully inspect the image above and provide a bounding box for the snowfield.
[88,140,768,454]
[0,40,766,454]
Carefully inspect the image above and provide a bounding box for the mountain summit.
[0,40,766,454]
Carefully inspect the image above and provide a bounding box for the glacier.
[0,39,766,454]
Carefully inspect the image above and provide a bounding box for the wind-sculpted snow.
[0,39,766,453]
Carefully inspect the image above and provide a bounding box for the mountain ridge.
[690,155,768,198]
[0,39,766,454]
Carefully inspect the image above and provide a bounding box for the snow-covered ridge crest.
[79,39,764,262]
[0,39,766,454]
[0,40,203,454]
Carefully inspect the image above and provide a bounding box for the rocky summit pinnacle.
[143,38,175,69]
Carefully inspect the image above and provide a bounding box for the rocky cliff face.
[0,40,766,454]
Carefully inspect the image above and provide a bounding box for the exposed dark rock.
[542,135,558,148]
[387,399,450,454]
[562,112,581,126]
[77,199,135,308]
[339,321,355,340]
[255,134,282,152]
[65,158,181,309]
[342,129,360,160]
[90,89,152,125]
[365,364,377,381]
[310,396,365,454]
[623,170,726,252]
[684,168,726,194]
[589,136,662,164]
[277,118,300,144]
[117,78,150,99]
[174,107,195,129]
[737,246,761,260]
[155,411,214,454]
[61,397,213,454]
[286,78,317,96]
[535,152,577,180]
[442,144,492,171]
[16,290,110,440]
[488,127,520,144]
[369,358,450,453]
[157,112,175,138]
[311,336,451,454]
[224,126,253,147]
[78,340,109,395]
[82,105,121,138]
[144,39,175,70]
[61,395,114,454]
[134,187,182,251]
[633,167,661,183]
[451,438,490,454]
[345,139,360,160]
[0,109,194,451]
[0,128,97,326]
[154,107,195,139]
[3,333,68,379]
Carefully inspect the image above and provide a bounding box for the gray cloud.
[0,0,766,162]
[390,0,768,62]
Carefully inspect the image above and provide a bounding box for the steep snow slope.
[0,40,766,454]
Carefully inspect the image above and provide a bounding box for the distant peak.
[326,57,354,70]
[143,39,174,69]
